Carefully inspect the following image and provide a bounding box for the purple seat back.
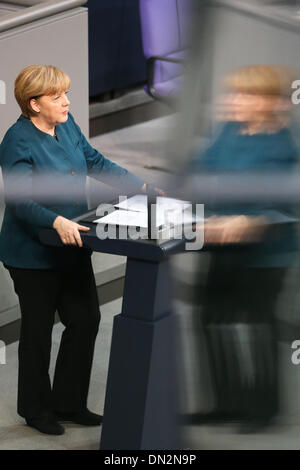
[139,0,193,97]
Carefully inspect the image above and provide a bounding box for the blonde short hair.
[14,65,71,118]
[225,65,292,97]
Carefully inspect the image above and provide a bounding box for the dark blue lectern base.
[101,259,179,449]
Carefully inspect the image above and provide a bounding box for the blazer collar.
[18,114,57,137]
[17,115,74,162]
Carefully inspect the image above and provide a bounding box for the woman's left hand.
[141,183,165,197]
[204,215,268,244]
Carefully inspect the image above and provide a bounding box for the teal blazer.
[0,113,144,269]
[189,121,299,267]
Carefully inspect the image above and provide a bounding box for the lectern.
[39,207,186,450]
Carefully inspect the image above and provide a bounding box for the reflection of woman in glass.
[191,65,298,432]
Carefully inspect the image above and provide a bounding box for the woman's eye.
[53,91,69,101]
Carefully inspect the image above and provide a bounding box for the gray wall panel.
[0,7,89,137]
[0,6,89,326]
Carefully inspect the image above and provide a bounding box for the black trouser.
[200,255,285,422]
[6,257,101,419]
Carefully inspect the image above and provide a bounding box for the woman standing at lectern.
[0,65,148,435]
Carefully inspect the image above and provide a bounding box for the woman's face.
[215,92,278,123]
[230,92,278,123]
[30,90,70,125]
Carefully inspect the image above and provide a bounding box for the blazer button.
[71,170,76,175]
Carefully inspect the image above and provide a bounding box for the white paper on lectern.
[94,209,168,227]
[94,194,202,227]
[157,196,190,211]
[94,210,148,227]
[114,195,191,213]
[114,194,147,213]
[93,207,203,227]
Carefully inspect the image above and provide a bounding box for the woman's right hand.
[53,216,90,247]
